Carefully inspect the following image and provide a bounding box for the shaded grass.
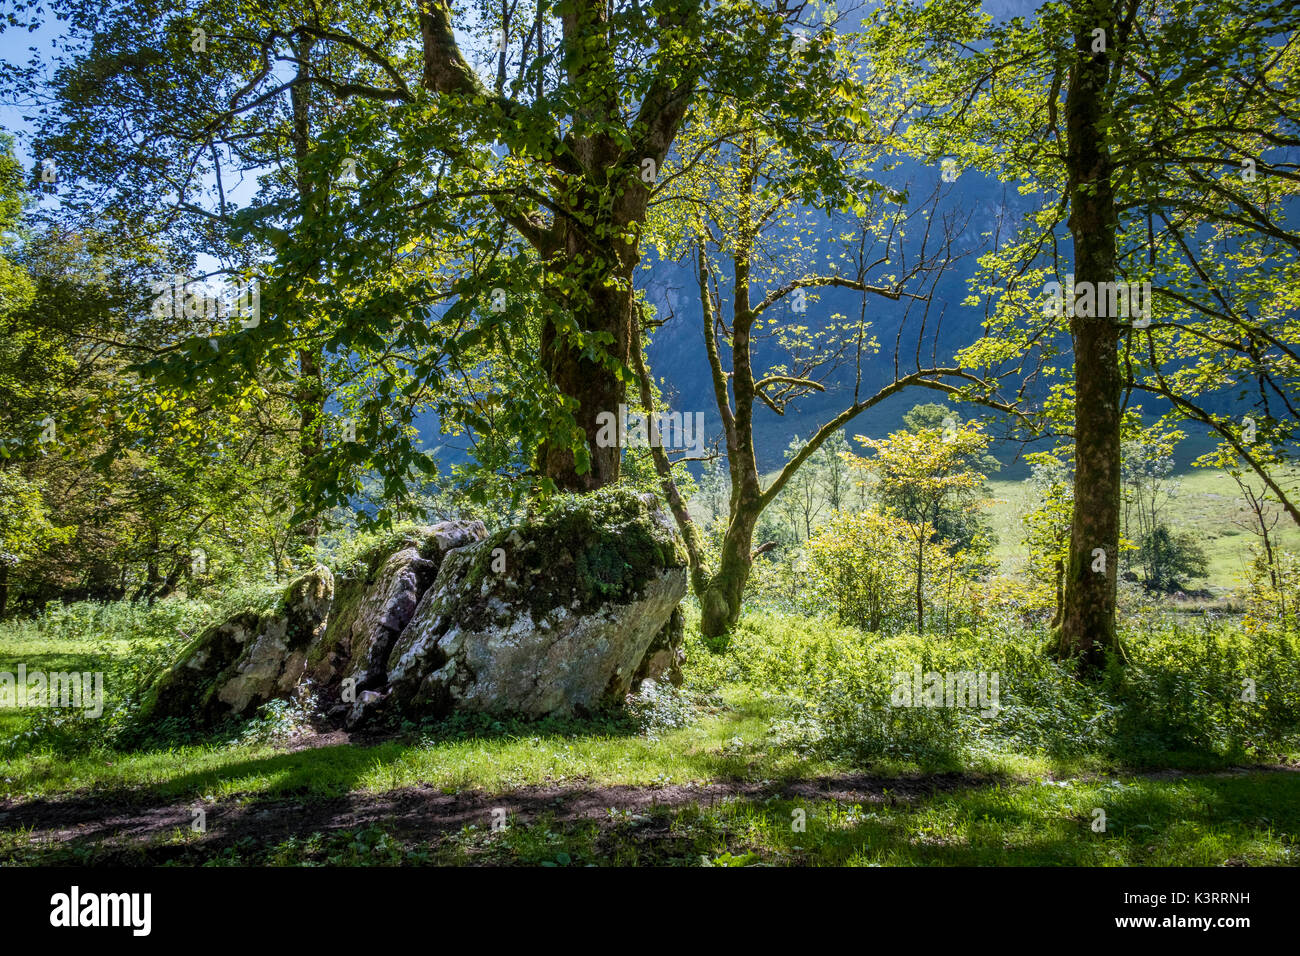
[696,770,1300,866]
[3,769,1295,867]
[0,629,133,738]
[2,588,1298,868]
[0,689,843,803]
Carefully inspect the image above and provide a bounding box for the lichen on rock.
[306,520,487,706]
[367,489,689,723]
[138,492,689,733]
[137,564,334,727]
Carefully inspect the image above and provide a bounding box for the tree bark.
[537,214,638,490]
[915,531,925,634]
[289,38,326,548]
[418,0,698,492]
[700,506,759,638]
[1056,0,1121,668]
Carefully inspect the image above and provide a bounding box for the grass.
[2,768,1294,866]
[0,599,202,739]
[986,467,1300,589]
[2,563,1298,866]
[0,688,845,803]
[0,625,131,738]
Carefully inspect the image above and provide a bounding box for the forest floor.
[3,715,1297,866]
[4,543,1299,866]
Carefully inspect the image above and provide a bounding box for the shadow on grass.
[670,769,1300,866]
[9,765,1294,867]
[0,760,1009,865]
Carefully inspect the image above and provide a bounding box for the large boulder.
[633,606,685,687]
[138,565,334,726]
[305,521,487,707]
[138,495,690,733]
[354,489,688,724]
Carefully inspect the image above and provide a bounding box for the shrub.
[682,608,1300,766]
[805,510,913,632]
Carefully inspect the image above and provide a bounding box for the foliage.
[1242,548,1300,637]
[709,609,1300,767]
[1133,525,1209,594]
[805,509,915,632]
[1022,449,1073,616]
[847,414,996,632]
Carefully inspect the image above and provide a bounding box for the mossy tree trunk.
[420,0,699,493]
[289,37,327,551]
[1056,0,1123,668]
[536,185,640,491]
[627,127,1020,639]
[915,530,925,634]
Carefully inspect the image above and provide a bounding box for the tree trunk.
[538,273,632,491]
[289,39,326,549]
[294,346,326,547]
[155,555,187,600]
[700,505,758,638]
[1051,556,1065,628]
[1056,0,1121,668]
[915,533,925,634]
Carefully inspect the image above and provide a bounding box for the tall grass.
[683,609,1300,768]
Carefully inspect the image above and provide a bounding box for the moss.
[135,612,255,724]
[139,567,330,728]
[450,488,687,629]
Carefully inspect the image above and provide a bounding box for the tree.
[630,30,1020,636]
[0,471,71,618]
[1134,525,1208,593]
[806,508,913,632]
[0,122,308,612]
[1119,420,1184,584]
[1023,449,1074,624]
[19,0,868,503]
[783,435,824,541]
[889,403,1000,550]
[815,429,852,512]
[1221,463,1284,592]
[899,0,1300,666]
[20,0,465,545]
[848,417,993,633]
[0,131,30,324]
[1055,0,1122,665]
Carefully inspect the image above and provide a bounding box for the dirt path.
[1,770,990,853]
[3,763,1294,861]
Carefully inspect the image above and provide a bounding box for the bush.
[682,608,1300,766]
[1241,547,1300,636]
[1134,524,1209,592]
[0,596,223,755]
[803,508,994,636]
[805,510,913,632]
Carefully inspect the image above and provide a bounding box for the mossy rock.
[306,520,486,701]
[452,488,688,631]
[137,565,334,727]
[367,489,689,723]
